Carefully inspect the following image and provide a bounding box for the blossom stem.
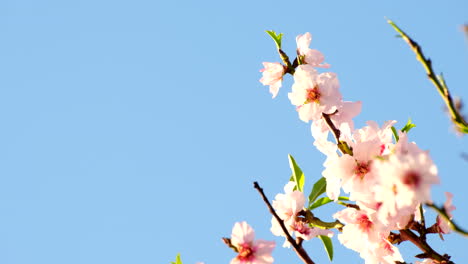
[399,229,453,263]
[336,201,360,210]
[388,19,468,134]
[253,182,316,264]
[221,237,239,252]
[321,112,353,155]
[425,202,468,237]
[278,49,295,75]
[419,204,427,240]
[305,212,344,230]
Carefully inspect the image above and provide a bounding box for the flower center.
[357,214,373,232]
[379,144,386,155]
[237,244,254,261]
[403,170,421,188]
[293,221,311,236]
[354,161,371,179]
[305,85,321,104]
[380,239,394,254]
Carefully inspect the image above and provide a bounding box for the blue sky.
[0,1,467,264]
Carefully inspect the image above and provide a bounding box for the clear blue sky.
[0,1,467,264]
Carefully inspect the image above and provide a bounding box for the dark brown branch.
[253,182,316,264]
[322,112,341,141]
[418,205,427,240]
[399,229,453,263]
[321,112,353,155]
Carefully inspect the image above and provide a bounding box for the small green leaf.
[391,126,399,142]
[319,235,334,261]
[308,177,326,207]
[309,196,349,210]
[288,154,305,192]
[265,30,283,50]
[171,253,183,264]
[401,118,416,133]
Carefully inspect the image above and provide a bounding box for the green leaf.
[308,177,326,207]
[288,154,304,192]
[309,196,349,210]
[265,30,283,50]
[319,235,334,261]
[171,253,183,264]
[391,126,399,142]
[401,118,416,133]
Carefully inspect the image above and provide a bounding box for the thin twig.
[387,19,468,134]
[419,204,427,240]
[253,182,316,264]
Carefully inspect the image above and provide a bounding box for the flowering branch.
[387,19,468,134]
[254,28,467,264]
[425,203,468,237]
[253,182,316,264]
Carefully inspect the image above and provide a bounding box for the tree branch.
[399,229,453,263]
[388,19,468,134]
[253,182,316,264]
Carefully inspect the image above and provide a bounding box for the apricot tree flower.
[288,65,342,122]
[334,208,403,264]
[270,182,333,247]
[296,32,330,68]
[260,62,285,98]
[374,153,439,212]
[271,182,305,225]
[436,192,456,234]
[230,221,275,264]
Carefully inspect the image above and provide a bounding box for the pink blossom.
[334,208,381,254]
[361,237,404,264]
[270,182,305,237]
[334,208,402,264]
[436,192,456,234]
[296,33,330,68]
[322,123,390,201]
[393,132,425,156]
[373,152,439,227]
[260,62,285,98]
[230,222,275,264]
[271,182,305,224]
[288,65,342,122]
[353,120,396,143]
[270,182,333,247]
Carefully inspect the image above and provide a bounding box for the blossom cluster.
[260,32,456,264]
